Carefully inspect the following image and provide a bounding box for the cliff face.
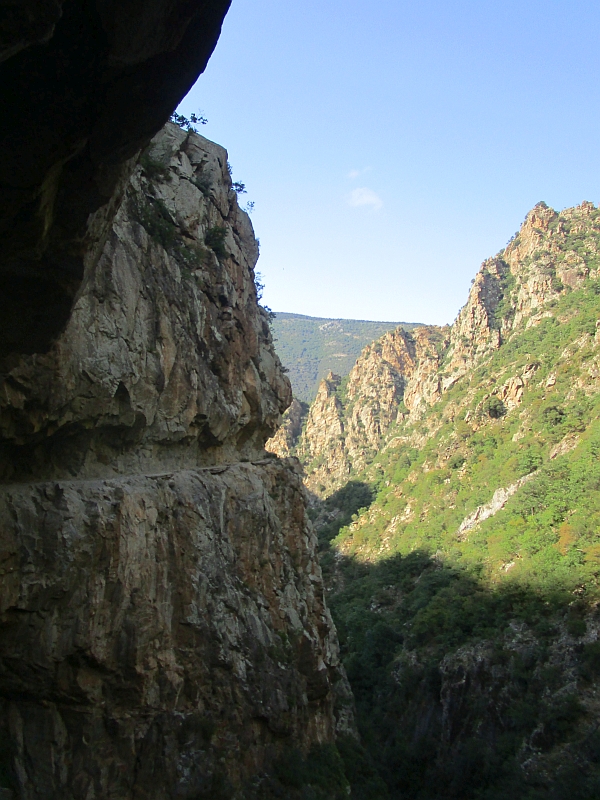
[296,202,600,497]
[0,461,346,799]
[0,124,290,483]
[0,126,353,798]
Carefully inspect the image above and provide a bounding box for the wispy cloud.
[347,187,383,211]
[347,167,371,180]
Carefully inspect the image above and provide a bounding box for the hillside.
[271,312,420,402]
[272,201,600,798]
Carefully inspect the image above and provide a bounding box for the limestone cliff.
[290,325,448,498]
[296,202,600,497]
[0,126,354,799]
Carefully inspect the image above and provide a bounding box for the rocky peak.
[296,202,600,499]
[443,202,600,385]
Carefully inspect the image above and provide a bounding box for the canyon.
[2,4,600,798]
[271,200,600,798]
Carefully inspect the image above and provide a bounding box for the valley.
[269,201,600,798]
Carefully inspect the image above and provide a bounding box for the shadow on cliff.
[308,480,376,549]
[313,497,600,800]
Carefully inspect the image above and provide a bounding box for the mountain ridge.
[268,200,600,798]
[270,312,423,402]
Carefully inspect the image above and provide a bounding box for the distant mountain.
[271,312,422,402]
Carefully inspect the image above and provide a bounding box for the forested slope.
[296,202,600,798]
[271,313,419,401]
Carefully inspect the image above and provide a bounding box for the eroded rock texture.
[0,127,353,798]
[0,461,347,799]
[0,125,291,483]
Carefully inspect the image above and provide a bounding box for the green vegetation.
[130,194,179,250]
[271,313,421,402]
[326,551,600,800]
[139,152,171,181]
[192,174,213,196]
[129,194,212,275]
[170,110,208,132]
[204,225,228,260]
[306,204,600,797]
[253,739,387,800]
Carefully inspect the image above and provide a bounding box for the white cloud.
[347,167,371,180]
[347,187,383,211]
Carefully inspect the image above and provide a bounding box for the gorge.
[269,200,600,798]
[1,3,600,799]
[0,4,358,798]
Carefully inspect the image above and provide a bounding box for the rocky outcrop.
[265,398,308,459]
[444,202,600,384]
[455,473,537,539]
[343,327,444,473]
[295,326,448,497]
[296,373,349,497]
[297,202,600,499]
[443,257,507,384]
[0,126,353,797]
[0,124,291,483]
[0,0,231,359]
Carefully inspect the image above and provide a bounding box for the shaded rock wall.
[0,0,231,358]
[0,460,348,799]
[0,126,353,797]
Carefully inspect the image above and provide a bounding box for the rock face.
[265,399,308,459]
[0,461,346,799]
[293,326,448,498]
[0,126,353,798]
[0,124,291,483]
[296,202,600,497]
[0,0,231,359]
[294,373,349,497]
[444,201,600,384]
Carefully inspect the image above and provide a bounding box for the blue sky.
[177,0,600,325]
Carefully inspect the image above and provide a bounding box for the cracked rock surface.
[0,126,353,799]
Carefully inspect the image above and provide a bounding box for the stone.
[0,126,353,796]
[0,0,232,358]
[0,460,351,798]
